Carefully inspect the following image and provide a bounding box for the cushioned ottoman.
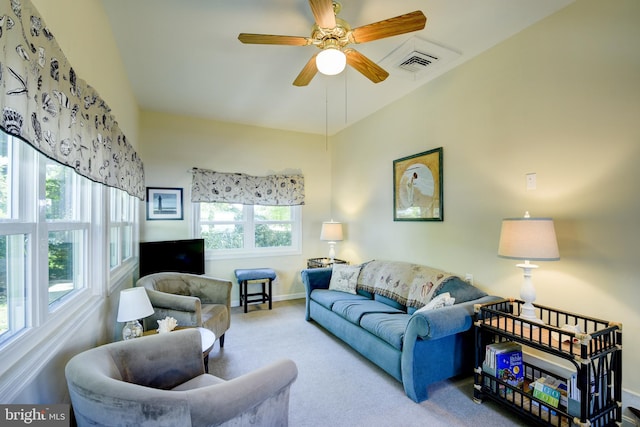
[234,268,276,313]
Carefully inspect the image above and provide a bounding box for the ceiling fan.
[238,0,427,86]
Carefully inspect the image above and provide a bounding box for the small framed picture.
[146,187,184,220]
[393,147,443,221]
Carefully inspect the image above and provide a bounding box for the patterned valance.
[0,0,145,199]
[191,168,305,206]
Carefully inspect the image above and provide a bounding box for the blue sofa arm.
[301,267,333,321]
[401,295,502,402]
[301,268,332,293]
[406,295,500,340]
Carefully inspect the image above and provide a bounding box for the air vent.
[398,51,439,73]
[380,36,460,81]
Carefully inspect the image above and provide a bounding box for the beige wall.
[331,0,640,397]
[139,111,332,300]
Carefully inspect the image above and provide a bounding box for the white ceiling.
[101,0,574,136]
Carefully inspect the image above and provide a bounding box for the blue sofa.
[301,260,500,403]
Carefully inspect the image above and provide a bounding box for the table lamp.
[117,287,155,340]
[320,220,343,261]
[498,212,559,324]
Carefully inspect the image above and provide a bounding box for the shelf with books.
[473,299,622,427]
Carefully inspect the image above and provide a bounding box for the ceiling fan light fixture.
[316,47,346,76]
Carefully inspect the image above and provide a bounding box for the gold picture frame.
[393,147,443,221]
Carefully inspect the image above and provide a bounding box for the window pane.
[254,205,291,221]
[49,230,84,304]
[46,160,77,221]
[0,234,28,341]
[0,134,10,219]
[201,224,244,249]
[109,188,119,221]
[121,225,132,260]
[255,223,292,247]
[109,226,118,269]
[122,194,132,222]
[200,203,243,221]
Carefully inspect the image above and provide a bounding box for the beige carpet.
[207,299,528,427]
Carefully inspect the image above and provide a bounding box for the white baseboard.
[622,390,640,427]
[231,292,305,308]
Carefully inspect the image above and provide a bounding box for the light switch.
[526,173,536,190]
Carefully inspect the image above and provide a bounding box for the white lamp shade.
[320,221,343,242]
[498,217,560,261]
[316,48,346,76]
[117,287,155,322]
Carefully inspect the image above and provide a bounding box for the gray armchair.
[65,329,298,427]
[137,272,232,347]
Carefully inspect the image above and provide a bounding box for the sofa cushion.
[374,294,406,311]
[434,277,487,303]
[360,313,411,350]
[356,288,373,299]
[310,289,369,311]
[332,299,404,325]
[328,264,361,294]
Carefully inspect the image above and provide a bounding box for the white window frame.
[0,134,114,401]
[41,157,91,314]
[193,203,302,259]
[108,187,138,286]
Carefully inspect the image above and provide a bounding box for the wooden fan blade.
[238,33,311,46]
[309,0,336,29]
[293,53,319,86]
[351,11,426,44]
[344,49,389,83]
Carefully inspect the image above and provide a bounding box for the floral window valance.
[191,168,305,206]
[0,0,145,199]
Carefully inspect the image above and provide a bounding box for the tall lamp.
[117,287,154,340]
[498,212,559,324]
[320,220,343,262]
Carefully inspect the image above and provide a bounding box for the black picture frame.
[393,147,443,221]
[146,187,184,220]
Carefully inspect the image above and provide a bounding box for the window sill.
[206,248,302,260]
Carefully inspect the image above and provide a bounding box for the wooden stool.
[234,268,276,313]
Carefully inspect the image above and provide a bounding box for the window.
[109,187,136,271]
[0,133,29,342]
[0,128,140,402]
[45,158,89,307]
[0,130,116,346]
[195,203,301,257]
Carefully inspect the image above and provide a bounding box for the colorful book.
[533,377,561,408]
[482,342,523,389]
[495,347,524,387]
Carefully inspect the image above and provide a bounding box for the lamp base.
[327,242,336,262]
[516,262,545,325]
[122,320,143,340]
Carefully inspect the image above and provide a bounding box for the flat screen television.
[139,238,205,277]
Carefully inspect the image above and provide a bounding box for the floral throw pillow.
[328,264,362,294]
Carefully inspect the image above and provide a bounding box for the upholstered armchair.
[65,329,298,427]
[137,272,232,347]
